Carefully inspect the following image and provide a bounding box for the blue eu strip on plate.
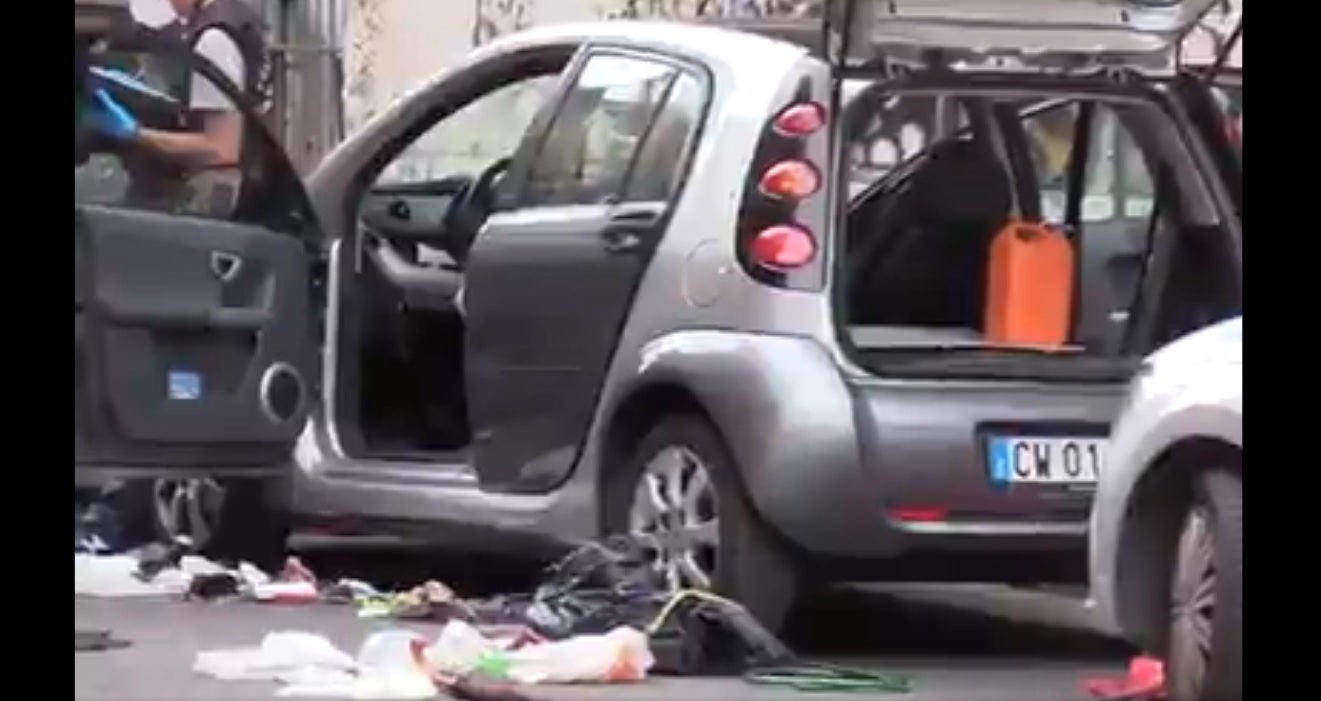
[987,437,1012,486]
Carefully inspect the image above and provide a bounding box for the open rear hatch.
[711,0,1223,71]
[839,0,1221,68]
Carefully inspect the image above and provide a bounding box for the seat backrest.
[859,138,1013,328]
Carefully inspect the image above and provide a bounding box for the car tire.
[153,478,288,571]
[605,415,798,632]
[1166,466,1241,701]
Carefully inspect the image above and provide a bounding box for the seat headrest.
[908,138,1013,224]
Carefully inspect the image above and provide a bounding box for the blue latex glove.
[84,88,139,140]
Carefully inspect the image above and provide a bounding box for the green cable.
[745,665,912,694]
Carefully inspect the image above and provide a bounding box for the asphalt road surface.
[75,552,1132,701]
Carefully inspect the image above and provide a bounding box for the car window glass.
[523,54,677,207]
[1018,100,1163,353]
[75,37,255,222]
[378,74,561,185]
[847,93,960,198]
[621,71,704,203]
[1021,103,1156,223]
[1212,82,1242,153]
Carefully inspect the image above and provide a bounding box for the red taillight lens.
[773,102,826,137]
[749,225,816,270]
[758,159,821,200]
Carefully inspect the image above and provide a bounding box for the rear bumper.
[745,373,1119,561]
[630,331,1114,563]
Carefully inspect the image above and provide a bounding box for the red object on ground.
[278,556,317,583]
[1083,656,1166,700]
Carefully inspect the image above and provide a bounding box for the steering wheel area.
[445,156,512,264]
[357,157,513,315]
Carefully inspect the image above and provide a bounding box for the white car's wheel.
[1166,467,1241,701]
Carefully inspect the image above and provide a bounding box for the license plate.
[987,436,1106,486]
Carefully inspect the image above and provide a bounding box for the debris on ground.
[74,482,153,555]
[75,550,227,597]
[74,629,132,652]
[1083,656,1166,700]
[75,541,271,601]
[246,557,319,603]
[195,624,647,699]
[90,534,910,695]
[323,578,383,605]
[423,620,653,684]
[355,580,479,622]
[195,630,358,682]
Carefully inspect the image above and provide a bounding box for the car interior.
[331,60,570,462]
[840,87,1240,381]
[340,153,510,460]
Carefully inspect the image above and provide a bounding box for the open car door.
[75,1,321,475]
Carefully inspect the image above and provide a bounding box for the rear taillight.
[758,159,821,200]
[737,88,829,287]
[750,225,816,270]
[773,102,826,137]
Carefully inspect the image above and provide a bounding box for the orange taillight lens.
[758,159,821,200]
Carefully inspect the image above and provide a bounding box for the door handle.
[601,229,642,254]
[608,202,664,225]
[210,251,243,282]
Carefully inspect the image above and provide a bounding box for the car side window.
[378,74,561,185]
[74,32,293,228]
[847,93,959,199]
[620,71,704,203]
[1022,103,1155,224]
[522,54,678,207]
[1018,101,1162,352]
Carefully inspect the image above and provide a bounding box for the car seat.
[855,137,1013,329]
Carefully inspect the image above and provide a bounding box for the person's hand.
[84,88,139,141]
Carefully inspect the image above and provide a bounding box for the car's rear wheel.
[606,415,798,632]
[1166,466,1241,701]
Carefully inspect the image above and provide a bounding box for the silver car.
[1089,316,1242,701]
[76,0,1242,631]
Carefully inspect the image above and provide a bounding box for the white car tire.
[1167,466,1242,701]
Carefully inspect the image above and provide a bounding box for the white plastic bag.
[356,630,428,675]
[74,553,190,597]
[424,621,501,677]
[279,630,436,701]
[502,626,654,684]
[194,631,356,681]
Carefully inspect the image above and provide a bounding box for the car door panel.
[463,51,704,492]
[75,22,322,472]
[76,205,316,464]
[466,204,664,490]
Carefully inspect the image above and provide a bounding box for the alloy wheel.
[1168,504,1217,700]
[628,446,720,591]
[152,478,225,549]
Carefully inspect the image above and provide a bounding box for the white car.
[1089,317,1242,701]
